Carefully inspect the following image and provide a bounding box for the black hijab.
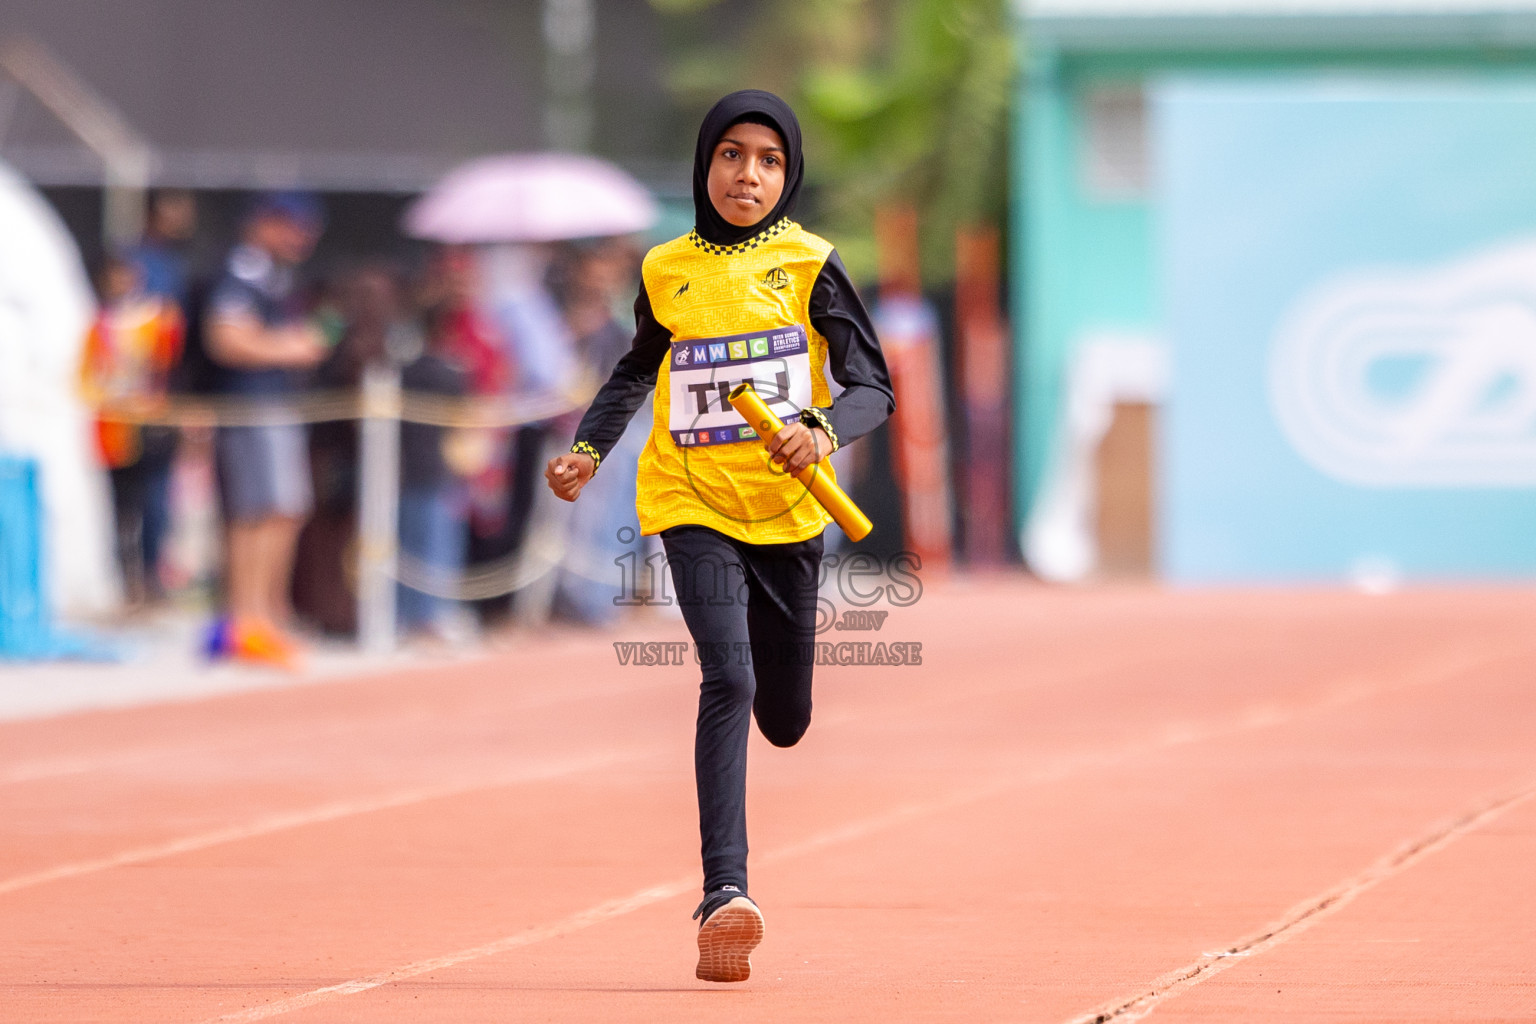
[692,89,804,247]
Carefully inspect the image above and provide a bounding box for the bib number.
[668,325,812,447]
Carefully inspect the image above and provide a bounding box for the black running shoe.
[692,885,763,983]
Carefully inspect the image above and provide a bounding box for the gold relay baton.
[727,382,874,542]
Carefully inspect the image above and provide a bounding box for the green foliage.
[650,0,1014,283]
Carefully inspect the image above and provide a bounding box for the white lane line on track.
[1061,777,1536,1024]
[201,774,1043,1024]
[204,875,699,1023]
[0,649,1148,895]
[0,674,679,787]
[4,628,1506,788]
[4,641,1511,900]
[0,756,105,785]
[0,750,638,899]
[0,605,1125,789]
[197,649,1512,1024]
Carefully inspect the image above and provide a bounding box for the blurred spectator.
[78,252,185,608]
[396,303,472,640]
[477,243,577,625]
[552,236,642,372]
[290,262,405,636]
[426,246,516,624]
[483,243,577,396]
[126,189,199,603]
[547,237,647,625]
[126,189,197,308]
[204,191,327,664]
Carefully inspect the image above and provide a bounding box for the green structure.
[1012,0,1536,546]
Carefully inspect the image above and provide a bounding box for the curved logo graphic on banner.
[1270,240,1536,486]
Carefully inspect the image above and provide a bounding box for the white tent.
[0,158,116,617]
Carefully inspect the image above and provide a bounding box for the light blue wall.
[1157,77,1536,582]
[1012,32,1536,569]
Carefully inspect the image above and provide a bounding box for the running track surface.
[3,580,1534,1023]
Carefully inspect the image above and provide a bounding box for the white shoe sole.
[696,897,763,983]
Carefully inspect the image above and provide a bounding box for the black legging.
[660,524,824,896]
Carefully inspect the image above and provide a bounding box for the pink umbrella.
[403,153,659,243]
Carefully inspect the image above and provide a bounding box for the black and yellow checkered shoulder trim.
[687,218,797,257]
[799,407,840,454]
[570,440,601,472]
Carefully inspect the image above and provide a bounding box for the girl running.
[545,89,894,983]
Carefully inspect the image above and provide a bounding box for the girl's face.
[706,121,787,228]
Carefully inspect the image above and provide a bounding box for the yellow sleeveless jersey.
[635,220,839,545]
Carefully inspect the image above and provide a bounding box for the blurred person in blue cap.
[203,190,328,667]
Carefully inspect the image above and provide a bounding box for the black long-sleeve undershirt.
[572,249,895,467]
[805,250,896,449]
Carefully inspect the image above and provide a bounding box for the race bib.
[667,325,813,448]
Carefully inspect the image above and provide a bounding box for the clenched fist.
[545,452,596,502]
[765,422,830,477]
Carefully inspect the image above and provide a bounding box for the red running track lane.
[2,581,1535,1023]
